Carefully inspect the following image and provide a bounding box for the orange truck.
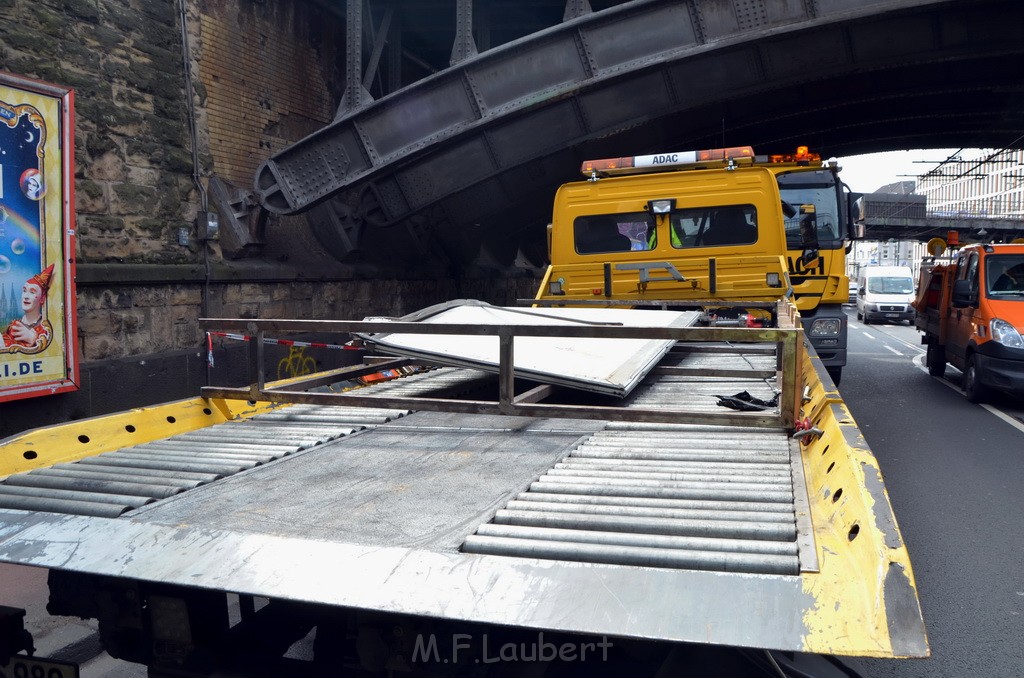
[914,242,1024,401]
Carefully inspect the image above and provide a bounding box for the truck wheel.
[963,355,988,403]
[856,310,862,321]
[826,366,842,385]
[926,343,946,377]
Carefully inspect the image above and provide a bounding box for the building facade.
[915,148,1024,219]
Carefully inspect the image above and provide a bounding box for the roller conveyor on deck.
[0,367,484,518]
[0,347,809,578]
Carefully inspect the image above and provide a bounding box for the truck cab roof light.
[768,146,822,164]
[581,146,755,176]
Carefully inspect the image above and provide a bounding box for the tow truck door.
[948,250,981,366]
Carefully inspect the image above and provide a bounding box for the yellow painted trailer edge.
[797,347,928,658]
[0,396,276,479]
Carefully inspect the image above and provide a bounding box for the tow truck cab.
[536,147,851,372]
[539,155,791,308]
[916,242,1024,401]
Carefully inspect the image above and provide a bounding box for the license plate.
[0,654,79,678]
[885,313,899,317]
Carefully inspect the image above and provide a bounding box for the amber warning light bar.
[768,145,821,164]
[581,146,755,176]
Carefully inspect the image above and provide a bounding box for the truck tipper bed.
[0,301,927,677]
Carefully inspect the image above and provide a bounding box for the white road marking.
[884,345,903,355]
[980,403,1024,434]
[911,354,934,376]
[849,312,923,353]
[911,356,1024,434]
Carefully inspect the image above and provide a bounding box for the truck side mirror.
[951,279,975,308]
[799,205,819,265]
[846,190,864,239]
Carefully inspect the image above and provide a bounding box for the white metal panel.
[361,301,700,397]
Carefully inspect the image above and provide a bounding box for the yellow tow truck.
[538,145,854,383]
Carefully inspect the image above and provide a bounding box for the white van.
[856,265,915,324]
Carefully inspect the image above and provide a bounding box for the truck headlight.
[810,318,842,336]
[990,318,1024,348]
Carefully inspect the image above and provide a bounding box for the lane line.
[981,403,1024,434]
[911,355,1024,434]
[847,312,923,353]
[889,331,925,354]
[884,345,903,356]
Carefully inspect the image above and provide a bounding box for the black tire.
[826,366,842,385]
[863,315,871,325]
[963,354,988,403]
[856,310,862,321]
[926,342,946,377]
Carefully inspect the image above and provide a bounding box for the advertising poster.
[0,73,78,403]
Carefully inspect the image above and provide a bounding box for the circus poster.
[0,73,78,403]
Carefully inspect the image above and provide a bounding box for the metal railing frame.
[199,300,803,429]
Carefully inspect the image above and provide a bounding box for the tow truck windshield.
[986,256,1024,295]
[776,171,843,249]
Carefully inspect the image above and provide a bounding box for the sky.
[834,148,965,194]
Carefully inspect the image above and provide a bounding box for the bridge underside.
[251,0,1024,271]
[861,216,1024,243]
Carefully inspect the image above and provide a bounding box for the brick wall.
[196,1,336,185]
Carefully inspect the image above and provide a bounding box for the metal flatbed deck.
[2,349,804,571]
[0,309,928,659]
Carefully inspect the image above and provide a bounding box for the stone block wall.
[2,0,198,266]
[0,0,541,436]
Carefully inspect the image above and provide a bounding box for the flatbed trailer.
[0,302,927,677]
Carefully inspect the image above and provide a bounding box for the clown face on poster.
[0,72,78,403]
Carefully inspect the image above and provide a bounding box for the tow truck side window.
[959,252,980,296]
[574,212,654,254]
[670,204,757,248]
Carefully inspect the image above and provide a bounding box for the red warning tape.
[205,331,362,368]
